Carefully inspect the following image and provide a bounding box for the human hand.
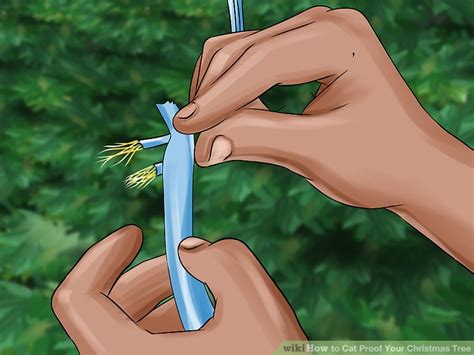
[174,7,473,270]
[52,225,306,354]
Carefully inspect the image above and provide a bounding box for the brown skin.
[52,226,306,354]
[53,6,473,354]
[175,7,474,271]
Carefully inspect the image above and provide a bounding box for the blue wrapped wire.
[228,0,244,32]
[157,102,214,330]
[140,135,170,149]
[157,2,244,330]
[100,0,245,331]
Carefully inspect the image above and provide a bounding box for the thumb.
[178,237,270,304]
[178,237,305,333]
[194,108,323,179]
[194,109,292,167]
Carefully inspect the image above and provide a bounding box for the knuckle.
[331,8,369,26]
[51,284,72,314]
[343,8,366,20]
[203,32,236,54]
[324,8,373,47]
[303,5,331,20]
[202,36,221,54]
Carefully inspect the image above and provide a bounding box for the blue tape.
[155,0,245,332]
[140,135,170,149]
[228,0,244,32]
[156,102,214,331]
[154,162,163,176]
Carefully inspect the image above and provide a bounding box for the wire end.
[98,140,143,167]
[124,165,158,189]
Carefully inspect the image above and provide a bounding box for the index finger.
[109,255,172,321]
[174,43,272,134]
[61,225,143,293]
[173,6,348,134]
[52,226,146,351]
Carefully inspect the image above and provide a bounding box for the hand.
[52,225,306,354]
[174,7,473,270]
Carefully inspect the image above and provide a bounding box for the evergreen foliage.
[0,0,473,353]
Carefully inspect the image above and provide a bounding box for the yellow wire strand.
[97,140,143,167]
[124,165,157,189]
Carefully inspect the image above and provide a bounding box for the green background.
[0,0,473,353]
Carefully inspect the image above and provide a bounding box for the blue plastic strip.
[237,0,244,31]
[154,0,245,332]
[154,162,163,176]
[228,0,244,32]
[156,102,214,331]
[140,135,170,149]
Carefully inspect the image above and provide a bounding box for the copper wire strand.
[97,140,143,167]
[124,165,157,189]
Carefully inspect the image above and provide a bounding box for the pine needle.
[97,140,143,167]
[124,165,157,189]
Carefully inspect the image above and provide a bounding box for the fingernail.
[180,237,206,250]
[208,136,232,165]
[176,102,197,119]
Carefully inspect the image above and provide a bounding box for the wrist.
[389,115,473,269]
